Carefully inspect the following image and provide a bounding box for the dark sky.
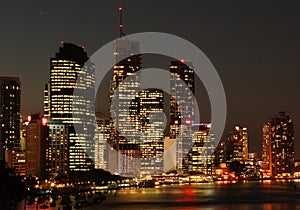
[0,1,300,158]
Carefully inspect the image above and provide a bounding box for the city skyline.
[0,1,300,158]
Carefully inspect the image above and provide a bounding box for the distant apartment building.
[262,112,294,177]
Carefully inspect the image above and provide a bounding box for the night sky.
[0,1,300,158]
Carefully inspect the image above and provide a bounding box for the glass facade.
[46,43,95,171]
[169,60,195,174]
[109,39,142,177]
[94,112,110,170]
[139,89,164,177]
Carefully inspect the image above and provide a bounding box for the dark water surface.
[17,181,300,210]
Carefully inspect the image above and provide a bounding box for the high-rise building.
[224,125,248,164]
[43,83,50,118]
[188,123,215,175]
[45,42,95,171]
[0,77,21,161]
[169,60,195,174]
[94,112,110,170]
[109,39,142,177]
[5,149,26,177]
[46,120,69,177]
[261,122,271,176]
[139,89,164,177]
[214,141,226,167]
[214,125,248,167]
[262,112,294,177]
[25,114,48,178]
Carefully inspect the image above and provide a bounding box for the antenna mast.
[118,7,125,37]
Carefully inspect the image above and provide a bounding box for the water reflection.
[16,181,300,210]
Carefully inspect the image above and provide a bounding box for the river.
[15,181,300,210]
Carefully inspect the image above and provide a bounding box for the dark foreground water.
[16,181,300,210]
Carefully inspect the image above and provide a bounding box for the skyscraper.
[169,60,195,174]
[109,39,142,177]
[45,42,95,171]
[0,77,21,161]
[94,112,110,170]
[139,89,164,177]
[224,125,249,164]
[188,123,215,175]
[262,112,294,177]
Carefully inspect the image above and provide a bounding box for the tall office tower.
[224,125,248,164]
[109,39,142,177]
[188,123,215,175]
[46,120,69,177]
[94,112,110,170]
[43,83,50,118]
[139,89,164,177]
[0,77,21,161]
[169,60,195,174]
[25,114,48,178]
[46,42,95,171]
[262,112,294,177]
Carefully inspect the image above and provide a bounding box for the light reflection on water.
[17,182,300,210]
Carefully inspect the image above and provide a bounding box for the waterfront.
[14,181,300,210]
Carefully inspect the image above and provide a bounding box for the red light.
[180,59,185,63]
[119,24,123,28]
[118,7,123,11]
[42,118,47,126]
[81,45,85,49]
[27,115,32,122]
[60,41,64,44]
[185,120,191,124]
[175,120,178,125]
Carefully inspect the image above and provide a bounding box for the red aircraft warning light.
[42,118,48,126]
